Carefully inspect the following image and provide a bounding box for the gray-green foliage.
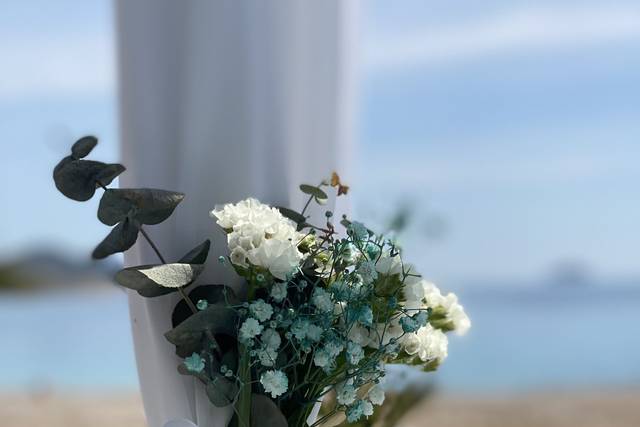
[52,136,186,260]
[98,188,184,226]
[53,136,125,201]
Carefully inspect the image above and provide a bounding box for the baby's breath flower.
[368,385,385,406]
[260,370,288,398]
[184,353,205,373]
[335,381,357,405]
[357,260,378,285]
[348,221,369,241]
[311,288,333,313]
[249,299,273,322]
[239,318,263,342]
[261,328,281,350]
[346,341,365,365]
[270,282,288,302]
[196,299,208,311]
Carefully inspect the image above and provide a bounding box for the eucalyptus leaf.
[206,375,238,407]
[165,304,238,348]
[71,135,98,159]
[276,207,306,225]
[299,184,328,202]
[251,394,287,427]
[138,263,204,288]
[172,285,239,328]
[53,157,124,201]
[179,239,211,264]
[92,217,139,259]
[116,263,203,297]
[95,163,126,186]
[97,188,184,226]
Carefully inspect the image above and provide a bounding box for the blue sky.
[1,0,639,285]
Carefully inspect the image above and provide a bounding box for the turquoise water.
[1,284,639,392]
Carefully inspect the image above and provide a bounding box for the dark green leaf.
[115,263,204,297]
[172,285,239,328]
[71,135,98,159]
[299,184,328,201]
[206,375,238,407]
[92,217,139,259]
[251,394,287,427]
[179,239,211,264]
[165,304,238,348]
[94,163,125,186]
[97,188,184,226]
[53,157,119,201]
[276,207,306,225]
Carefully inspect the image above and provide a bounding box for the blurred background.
[1,1,639,426]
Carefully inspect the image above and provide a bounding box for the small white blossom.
[260,370,288,398]
[260,328,281,350]
[368,385,385,406]
[270,282,288,302]
[335,381,357,405]
[402,324,448,362]
[239,318,263,342]
[311,288,334,313]
[347,341,365,365]
[313,349,330,368]
[257,347,278,367]
[249,299,274,323]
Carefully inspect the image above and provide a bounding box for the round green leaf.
[71,135,98,159]
[179,239,211,264]
[97,188,185,226]
[164,304,238,347]
[116,263,203,297]
[251,394,287,427]
[138,263,204,288]
[92,217,139,259]
[299,184,328,201]
[54,157,125,201]
[206,376,238,407]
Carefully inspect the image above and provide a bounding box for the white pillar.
[115,1,358,426]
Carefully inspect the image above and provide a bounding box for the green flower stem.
[237,278,258,427]
[237,343,252,427]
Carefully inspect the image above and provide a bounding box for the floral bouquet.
[53,136,470,427]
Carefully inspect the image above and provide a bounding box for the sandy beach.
[2,390,639,427]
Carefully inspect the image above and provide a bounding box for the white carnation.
[246,239,301,280]
[211,198,304,279]
[401,324,448,362]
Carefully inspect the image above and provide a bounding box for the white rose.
[247,239,301,280]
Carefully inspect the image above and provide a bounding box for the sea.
[1,283,639,393]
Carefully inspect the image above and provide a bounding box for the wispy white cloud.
[0,35,114,100]
[366,6,640,71]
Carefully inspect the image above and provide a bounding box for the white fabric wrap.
[115,1,358,426]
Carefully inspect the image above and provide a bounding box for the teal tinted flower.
[347,341,364,365]
[249,299,274,322]
[365,243,381,260]
[357,260,378,285]
[261,328,281,350]
[348,221,369,241]
[270,282,287,302]
[358,306,373,326]
[336,381,357,405]
[260,370,288,398]
[311,288,333,313]
[239,318,263,342]
[196,299,208,311]
[218,255,226,264]
[184,353,205,373]
[346,400,373,422]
